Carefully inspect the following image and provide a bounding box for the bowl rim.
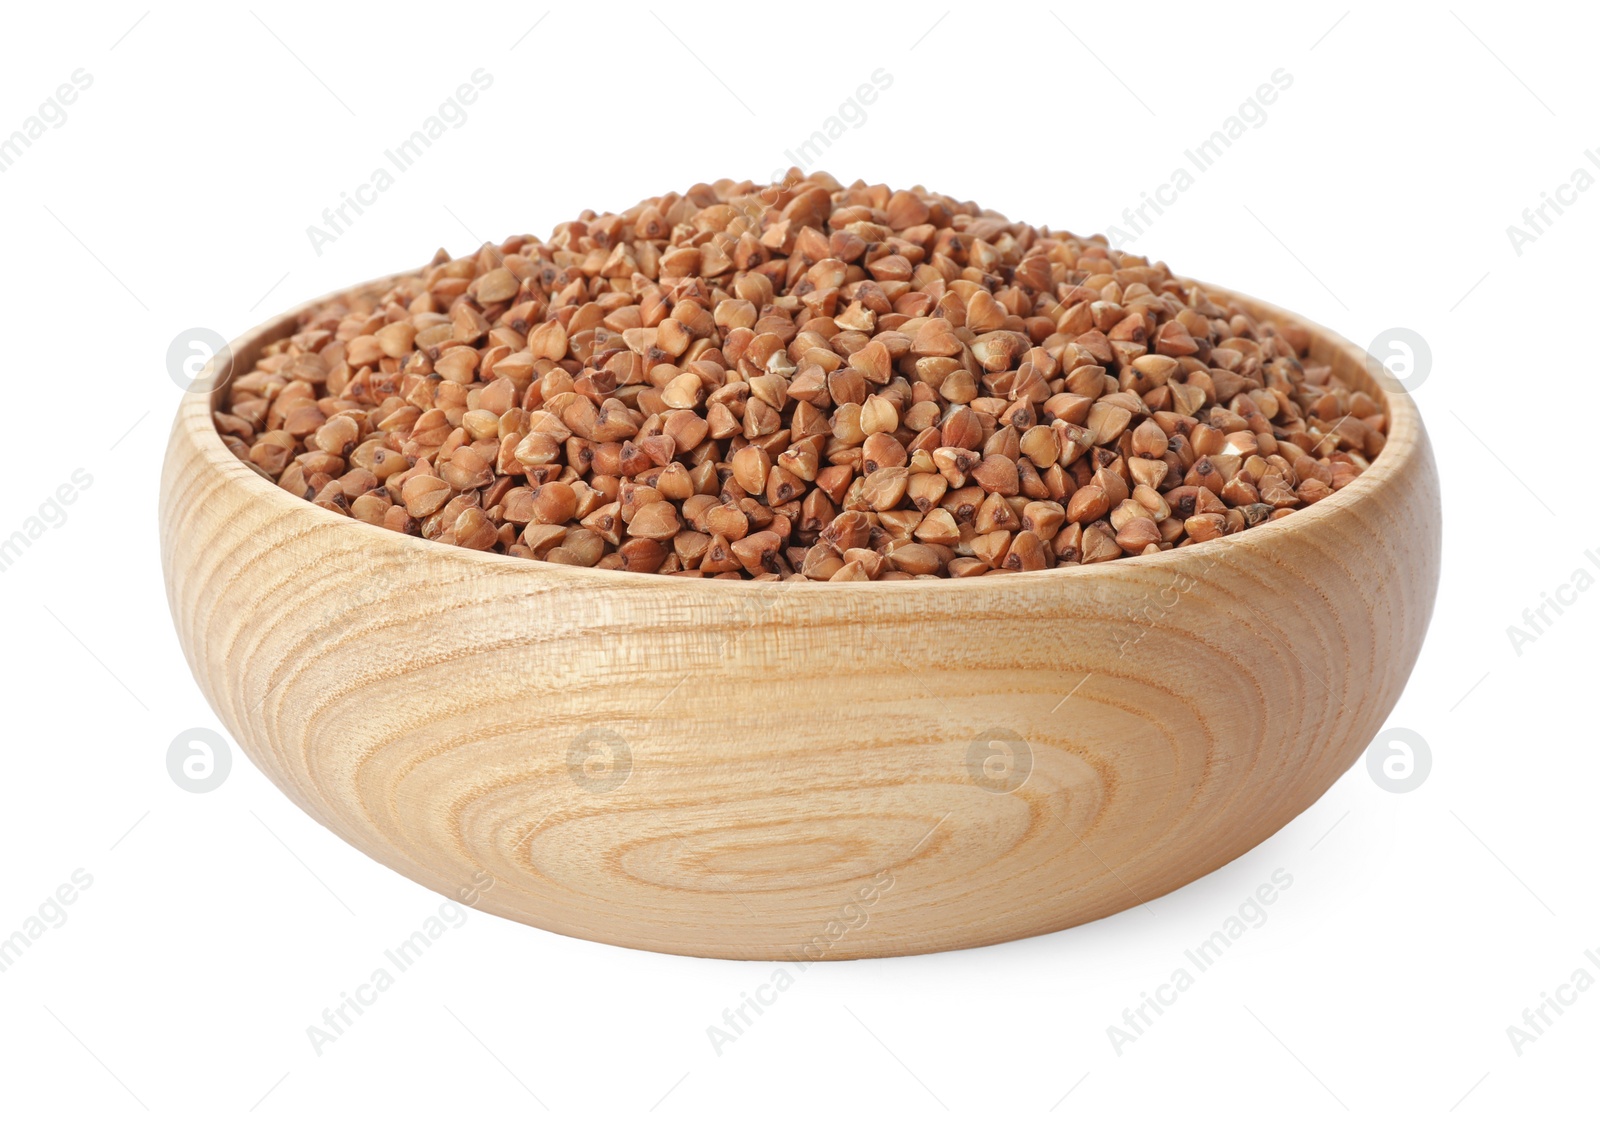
[171,267,1430,596]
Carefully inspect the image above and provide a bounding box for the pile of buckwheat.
[214,173,1385,580]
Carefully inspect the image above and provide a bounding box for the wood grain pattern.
[160,277,1441,959]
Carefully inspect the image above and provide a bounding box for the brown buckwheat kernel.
[215,172,1379,580]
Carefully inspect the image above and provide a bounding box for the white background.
[1,2,1593,1119]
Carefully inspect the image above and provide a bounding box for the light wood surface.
[159,276,1441,959]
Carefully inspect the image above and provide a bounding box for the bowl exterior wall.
[160,284,1440,958]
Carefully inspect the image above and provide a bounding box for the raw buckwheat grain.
[214,172,1383,580]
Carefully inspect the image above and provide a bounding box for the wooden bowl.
[160,275,1440,959]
